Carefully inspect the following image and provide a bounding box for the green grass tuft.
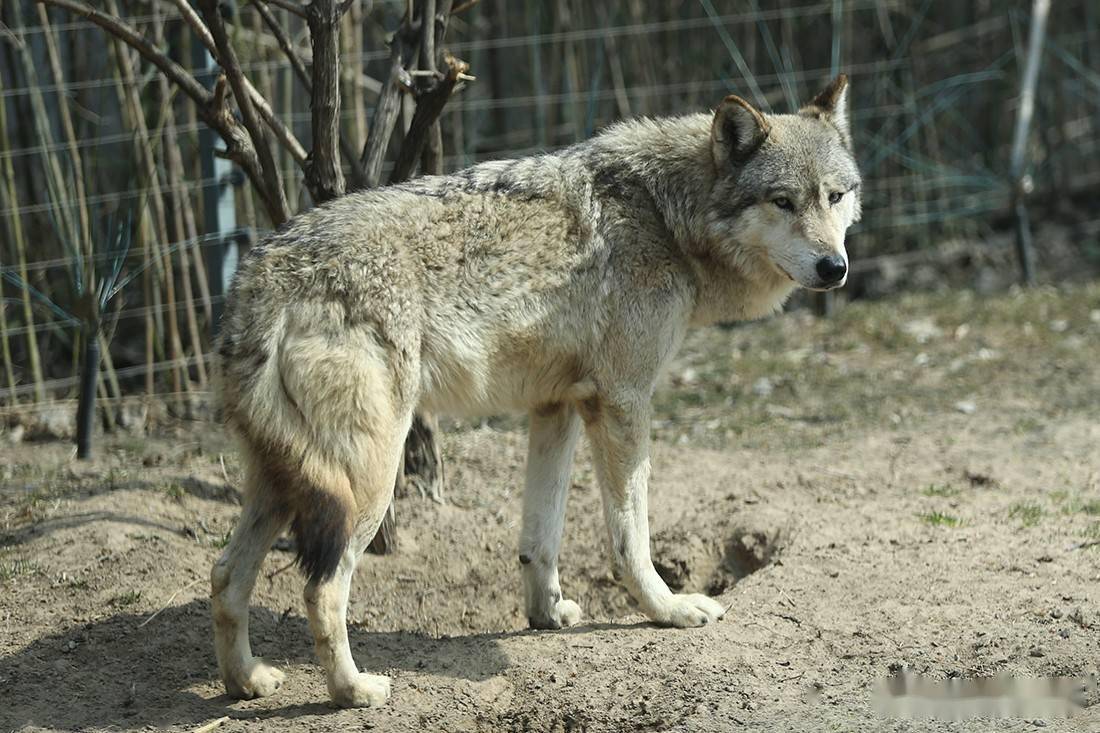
[1079,499,1100,516]
[1008,502,1044,527]
[161,482,186,501]
[923,484,959,498]
[0,556,41,583]
[918,511,961,527]
[109,590,142,608]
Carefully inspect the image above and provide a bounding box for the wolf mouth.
[772,261,796,283]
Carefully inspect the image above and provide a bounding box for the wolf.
[211,75,861,707]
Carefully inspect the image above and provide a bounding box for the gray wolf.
[211,75,861,707]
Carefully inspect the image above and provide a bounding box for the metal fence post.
[191,30,238,336]
[1009,0,1051,287]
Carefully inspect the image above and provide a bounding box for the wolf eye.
[772,197,794,212]
[828,191,844,205]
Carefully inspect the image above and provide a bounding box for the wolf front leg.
[584,394,726,627]
[521,404,584,629]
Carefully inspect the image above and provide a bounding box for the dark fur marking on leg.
[578,395,601,425]
[519,553,532,565]
[238,426,354,586]
[533,402,562,418]
[290,490,351,585]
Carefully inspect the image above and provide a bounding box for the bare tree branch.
[198,0,291,224]
[359,10,420,188]
[253,0,365,187]
[389,52,467,184]
[264,0,307,19]
[450,0,480,14]
[32,0,272,207]
[251,0,311,87]
[168,0,307,167]
[35,0,209,107]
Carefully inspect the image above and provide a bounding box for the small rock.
[118,403,148,434]
[1050,609,1063,619]
[1028,646,1045,657]
[954,400,977,415]
[38,404,74,439]
[1028,719,1049,727]
[964,470,995,487]
[913,352,930,367]
[141,453,166,467]
[7,424,25,445]
[903,318,943,344]
[675,368,698,386]
[1049,320,1068,333]
[752,377,774,397]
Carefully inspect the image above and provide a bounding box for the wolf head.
[705,75,861,291]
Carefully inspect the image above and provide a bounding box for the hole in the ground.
[652,525,784,596]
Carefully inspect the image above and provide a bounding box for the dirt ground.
[3,284,1100,732]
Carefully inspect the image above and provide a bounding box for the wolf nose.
[815,255,847,284]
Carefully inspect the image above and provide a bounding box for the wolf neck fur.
[589,115,796,325]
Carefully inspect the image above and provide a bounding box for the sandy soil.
[3,284,1100,732]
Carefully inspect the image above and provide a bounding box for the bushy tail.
[227,331,361,585]
[223,305,397,586]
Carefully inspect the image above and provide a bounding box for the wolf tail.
[224,309,388,586]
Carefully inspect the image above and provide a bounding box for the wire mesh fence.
[1,0,1099,414]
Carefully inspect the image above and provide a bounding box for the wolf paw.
[330,672,392,708]
[225,658,286,699]
[651,593,726,628]
[528,598,583,630]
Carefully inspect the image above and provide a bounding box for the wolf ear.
[711,95,769,168]
[801,74,850,146]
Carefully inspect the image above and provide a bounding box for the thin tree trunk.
[305,0,347,203]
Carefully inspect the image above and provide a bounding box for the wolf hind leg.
[211,483,287,699]
[521,404,583,629]
[303,412,412,708]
